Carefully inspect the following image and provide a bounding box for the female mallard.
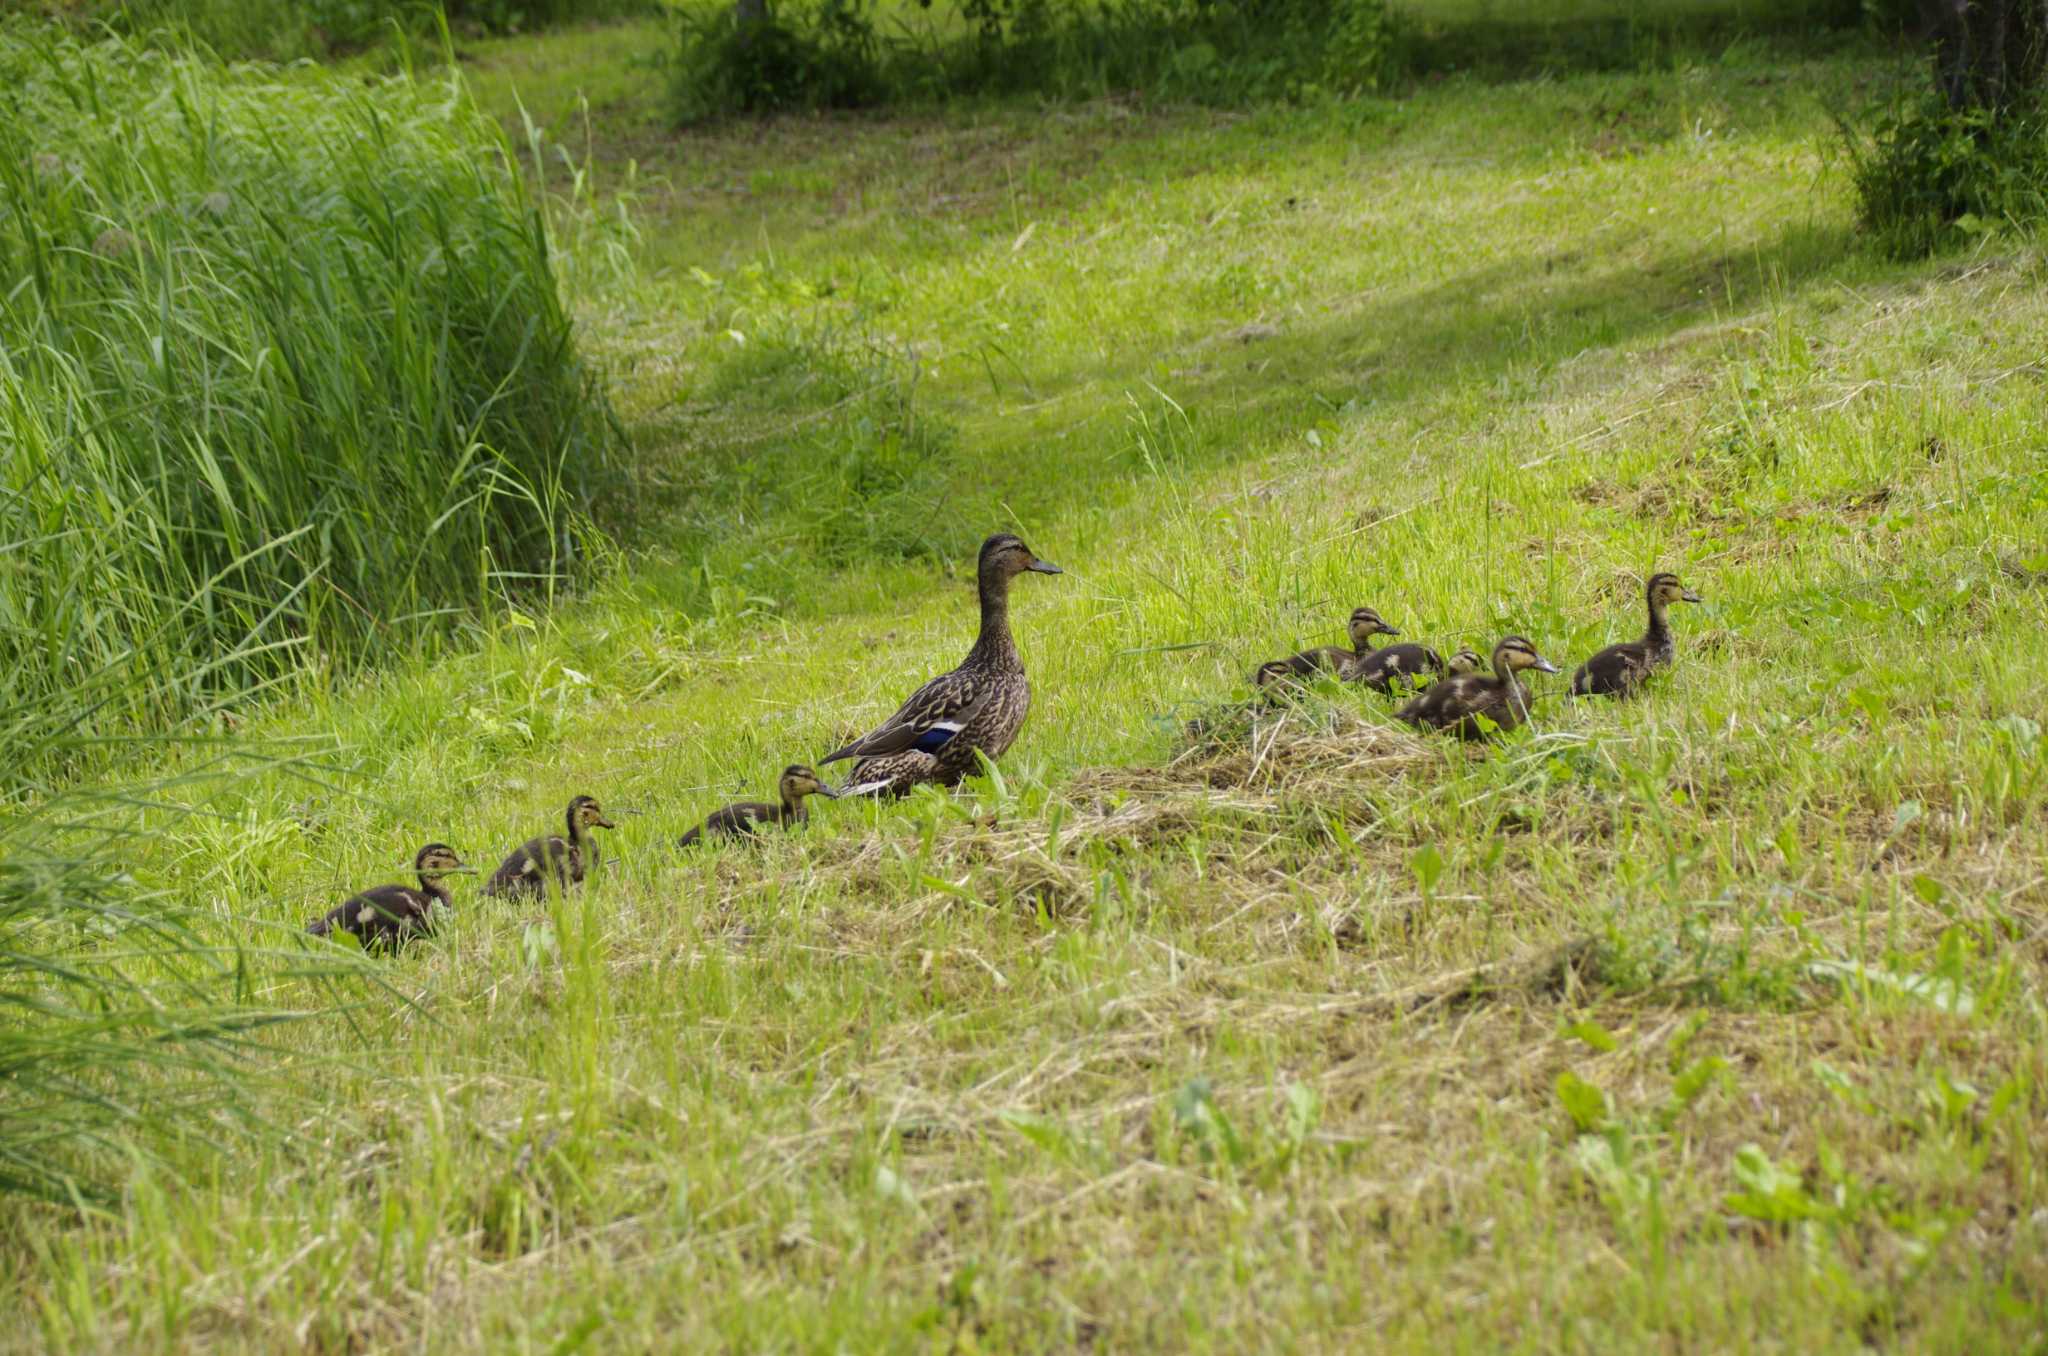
[1396,635,1559,740]
[824,533,1062,797]
[481,795,614,900]
[307,843,468,951]
[1570,572,1702,697]
[1256,606,1399,687]
[679,765,837,847]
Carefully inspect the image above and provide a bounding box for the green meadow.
[5,5,2048,1350]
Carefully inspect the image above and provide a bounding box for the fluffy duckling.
[1340,613,1460,695]
[1255,606,1397,687]
[307,843,468,951]
[1570,572,1702,697]
[825,533,1061,797]
[1397,635,1559,739]
[1445,648,1485,676]
[481,794,614,900]
[1252,659,1300,689]
[679,765,837,847]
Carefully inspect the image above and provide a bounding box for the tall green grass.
[0,631,383,1204]
[0,27,618,789]
[42,0,660,62]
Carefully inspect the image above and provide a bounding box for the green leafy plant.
[667,0,1398,121]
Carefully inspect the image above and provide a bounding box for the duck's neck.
[564,814,599,869]
[965,569,1021,670]
[777,786,808,823]
[418,874,452,906]
[1642,595,1674,663]
[1490,656,1533,715]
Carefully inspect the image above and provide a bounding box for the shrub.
[1852,90,2048,255]
[666,0,1399,121]
[1852,2,2048,255]
[0,28,620,785]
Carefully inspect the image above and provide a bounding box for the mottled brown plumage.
[307,843,467,951]
[826,533,1061,798]
[1397,636,1559,740]
[481,795,614,900]
[679,766,837,847]
[1256,607,1399,687]
[1570,572,1702,697]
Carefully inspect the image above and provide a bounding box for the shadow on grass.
[1392,0,1899,84]
[626,212,1859,587]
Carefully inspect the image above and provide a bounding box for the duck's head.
[567,795,616,833]
[1446,648,1486,676]
[1347,607,1399,648]
[1253,660,1296,688]
[980,532,1062,581]
[414,843,470,879]
[1647,572,1702,606]
[1493,635,1560,676]
[780,764,838,801]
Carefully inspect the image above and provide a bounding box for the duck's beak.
[815,784,841,799]
[1027,559,1063,574]
[1681,588,1703,603]
[595,816,617,830]
[1381,625,1402,636]
[1532,658,1561,674]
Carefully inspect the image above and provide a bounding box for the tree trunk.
[736,0,768,36]
[1918,0,2048,111]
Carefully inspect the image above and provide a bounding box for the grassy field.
[8,9,2048,1352]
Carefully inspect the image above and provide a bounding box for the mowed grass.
[8,18,2048,1352]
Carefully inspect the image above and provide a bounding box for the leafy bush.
[0,28,620,785]
[667,0,1398,121]
[1852,90,2048,255]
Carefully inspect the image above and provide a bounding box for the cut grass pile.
[5,8,2048,1351]
[0,28,617,782]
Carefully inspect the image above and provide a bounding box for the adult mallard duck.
[481,795,614,900]
[1570,571,1702,697]
[679,765,837,847]
[307,843,468,951]
[824,533,1062,797]
[1396,635,1559,740]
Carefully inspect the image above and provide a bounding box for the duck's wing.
[1396,674,1473,728]
[834,751,936,799]
[1571,641,1647,696]
[821,672,995,765]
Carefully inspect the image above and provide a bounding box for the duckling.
[1570,572,1703,697]
[1252,659,1301,690]
[1396,635,1560,739]
[825,533,1062,797]
[1253,606,1394,687]
[679,765,838,847]
[1445,648,1486,676]
[1339,611,1462,695]
[481,795,615,900]
[307,843,468,951]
